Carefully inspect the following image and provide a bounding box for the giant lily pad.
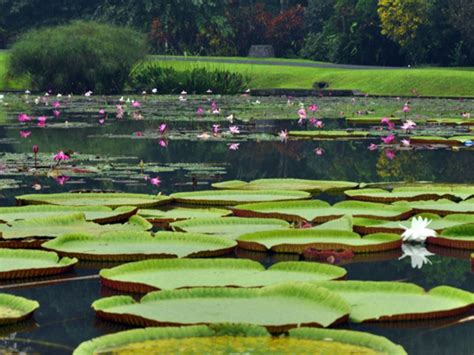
[346,117,402,125]
[233,200,412,223]
[393,199,474,215]
[0,213,152,243]
[0,205,137,224]
[410,136,474,145]
[289,130,370,138]
[42,231,236,261]
[138,207,232,223]
[354,214,474,235]
[100,259,346,293]
[346,186,474,202]
[74,324,406,355]
[426,118,474,126]
[171,217,290,240]
[316,281,474,322]
[92,283,351,331]
[212,179,359,193]
[16,192,171,208]
[0,249,77,279]
[170,190,310,205]
[0,294,39,325]
[237,230,401,254]
[428,223,474,249]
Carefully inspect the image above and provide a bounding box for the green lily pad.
[92,283,351,332]
[426,118,474,126]
[0,294,39,325]
[393,199,474,215]
[312,216,354,231]
[428,223,474,249]
[212,179,359,193]
[138,207,232,223]
[0,249,77,279]
[73,324,406,355]
[346,186,474,202]
[100,259,346,293]
[171,217,290,240]
[346,117,401,124]
[170,190,311,205]
[16,192,171,208]
[42,231,236,261]
[317,281,474,323]
[354,214,474,235]
[289,130,370,138]
[0,205,137,224]
[233,200,412,223]
[237,230,401,254]
[0,213,152,241]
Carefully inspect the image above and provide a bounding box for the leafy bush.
[8,21,147,94]
[129,62,250,95]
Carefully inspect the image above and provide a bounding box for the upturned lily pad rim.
[92,283,351,332]
[237,230,402,254]
[0,293,40,325]
[15,192,172,208]
[73,325,406,355]
[42,231,237,261]
[138,207,232,223]
[314,281,474,323]
[99,259,347,293]
[0,249,77,279]
[289,130,370,138]
[346,186,474,202]
[170,190,311,205]
[212,178,359,193]
[427,223,474,249]
[73,324,271,355]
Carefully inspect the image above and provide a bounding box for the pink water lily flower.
[279,130,289,142]
[368,143,378,151]
[134,131,143,137]
[99,109,106,115]
[385,150,396,160]
[314,120,324,128]
[229,126,240,134]
[116,105,125,119]
[18,113,31,122]
[54,151,69,161]
[298,108,307,120]
[380,117,395,130]
[314,147,324,156]
[37,116,47,127]
[159,139,168,148]
[20,131,31,138]
[402,104,410,113]
[309,104,318,112]
[52,101,61,108]
[228,143,240,151]
[132,101,141,108]
[159,123,168,135]
[55,176,70,185]
[401,120,416,131]
[401,139,411,146]
[98,119,105,125]
[381,135,395,144]
[212,124,220,135]
[53,110,61,118]
[150,177,161,186]
[196,107,204,115]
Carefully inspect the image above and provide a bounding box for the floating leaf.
[212,179,359,193]
[170,190,310,205]
[0,205,136,224]
[138,207,231,223]
[317,281,474,323]
[410,136,474,145]
[428,223,474,249]
[289,130,370,138]
[92,283,351,332]
[43,231,236,261]
[0,213,152,241]
[74,325,406,355]
[0,249,77,279]
[393,199,474,215]
[237,230,401,254]
[426,118,474,126]
[346,117,401,124]
[171,217,290,240]
[100,259,346,293]
[16,192,171,208]
[346,186,474,202]
[0,294,39,325]
[312,216,354,231]
[233,200,411,223]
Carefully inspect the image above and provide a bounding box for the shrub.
[8,21,147,94]
[129,62,250,95]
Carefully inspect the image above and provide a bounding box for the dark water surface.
[0,95,473,354]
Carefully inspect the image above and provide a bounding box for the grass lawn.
[1,51,473,97]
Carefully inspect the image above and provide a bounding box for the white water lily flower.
[400,216,436,243]
[399,244,434,269]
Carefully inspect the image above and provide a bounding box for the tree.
[377,0,430,46]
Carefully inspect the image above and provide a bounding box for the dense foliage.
[8,21,146,94]
[128,62,250,94]
[0,0,472,66]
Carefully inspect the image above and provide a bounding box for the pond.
[0,93,473,354]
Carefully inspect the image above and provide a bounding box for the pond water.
[0,94,473,354]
